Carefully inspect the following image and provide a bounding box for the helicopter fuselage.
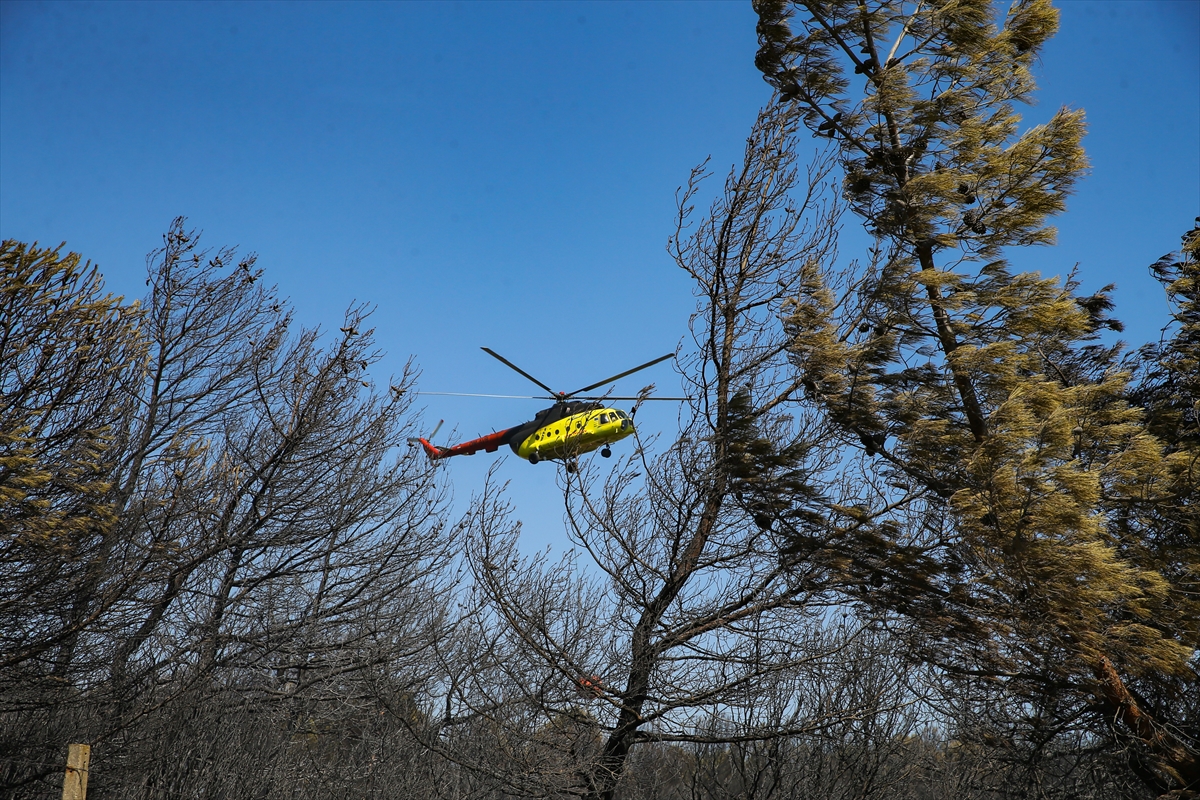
[512,405,634,462]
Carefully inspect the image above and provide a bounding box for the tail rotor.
[408,419,446,460]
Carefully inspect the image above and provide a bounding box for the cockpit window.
[616,410,629,420]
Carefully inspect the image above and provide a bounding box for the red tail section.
[414,427,517,461]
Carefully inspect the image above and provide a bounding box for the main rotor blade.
[416,392,545,399]
[569,353,676,396]
[480,347,557,396]
[573,398,691,402]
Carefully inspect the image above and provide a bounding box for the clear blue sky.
[3,0,1198,550]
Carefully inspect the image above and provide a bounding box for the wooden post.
[62,743,90,800]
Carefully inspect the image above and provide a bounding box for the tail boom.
[416,427,517,461]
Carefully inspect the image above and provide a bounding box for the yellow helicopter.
[412,347,682,467]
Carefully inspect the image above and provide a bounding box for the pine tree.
[752,1,1197,790]
[0,240,143,684]
[1117,220,1200,789]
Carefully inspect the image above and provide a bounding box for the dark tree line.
[1,224,458,796]
[2,2,1196,798]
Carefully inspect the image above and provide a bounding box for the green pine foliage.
[0,242,140,545]
[1,241,143,678]
[1134,219,1200,451]
[724,388,823,533]
[753,1,1197,791]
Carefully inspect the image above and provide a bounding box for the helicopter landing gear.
[529,452,540,465]
[600,447,612,458]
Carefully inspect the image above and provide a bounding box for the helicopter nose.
[621,419,632,431]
